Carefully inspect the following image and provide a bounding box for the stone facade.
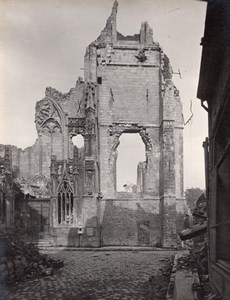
[0,1,185,247]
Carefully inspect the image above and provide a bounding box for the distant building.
[0,1,185,247]
[197,0,230,297]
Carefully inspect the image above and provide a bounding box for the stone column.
[160,121,177,247]
[82,82,100,247]
[50,155,58,227]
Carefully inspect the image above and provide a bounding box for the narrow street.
[1,250,174,300]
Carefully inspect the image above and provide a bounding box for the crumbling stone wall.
[0,1,186,247]
[83,0,185,247]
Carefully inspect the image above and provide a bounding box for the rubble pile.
[192,241,208,275]
[177,249,221,300]
[0,233,64,284]
[191,241,218,300]
[178,194,222,299]
[177,253,196,269]
[176,242,208,275]
[148,256,174,300]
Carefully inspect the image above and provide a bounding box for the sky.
[0,0,208,190]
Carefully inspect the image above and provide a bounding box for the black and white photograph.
[0,0,229,299]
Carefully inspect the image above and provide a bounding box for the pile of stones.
[0,232,64,284]
[148,256,174,299]
[177,249,218,299]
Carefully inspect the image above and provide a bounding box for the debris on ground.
[177,193,221,299]
[204,293,222,300]
[148,256,174,300]
[0,232,64,284]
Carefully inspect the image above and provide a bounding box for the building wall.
[101,196,161,246]
[83,1,184,247]
[197,1,230,298]
[0,1,185,248]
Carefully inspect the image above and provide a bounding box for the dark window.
[97,77,102,84]
[57,179,74,225]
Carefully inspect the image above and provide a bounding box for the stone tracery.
[0,1,185,248]
[35,99,62,134]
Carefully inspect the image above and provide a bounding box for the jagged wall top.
[96,0,154,45]
[97,0,118,43]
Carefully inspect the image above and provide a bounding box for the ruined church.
[0,1,186,247]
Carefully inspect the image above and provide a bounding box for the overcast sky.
[0,0,207,190]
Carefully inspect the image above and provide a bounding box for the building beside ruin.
[197,0,230,297]
[0,1,185,247]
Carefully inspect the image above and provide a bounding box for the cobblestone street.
[1,250,174,300]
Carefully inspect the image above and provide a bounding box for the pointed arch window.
[57,179,74,225]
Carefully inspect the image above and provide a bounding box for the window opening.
[72,134,84,148]
[116,133,145,192]
[97,77,102,84]
[58,179,74,225]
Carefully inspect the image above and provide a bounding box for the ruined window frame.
[57,179,74,226]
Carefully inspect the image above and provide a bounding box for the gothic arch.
[46,97,66,133]
[108,124,153,159]
[57,178,74,225]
